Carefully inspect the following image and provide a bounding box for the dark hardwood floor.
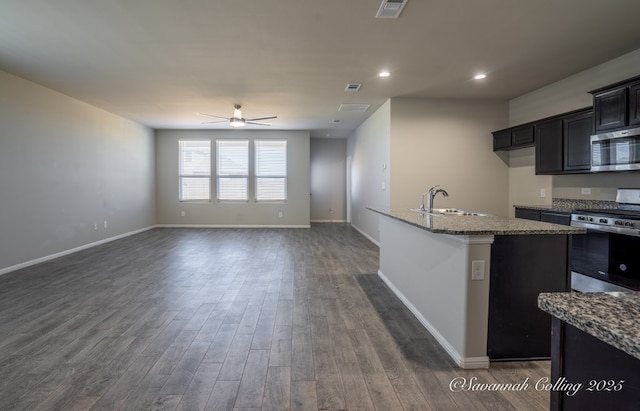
[0,224,550,410]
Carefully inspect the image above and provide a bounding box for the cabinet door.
[535,119,563,174]
[563,110,593,171]
[594,87,627,132]
[493,130,511,150]
[515,208,540,221]
[540,211,571,226]
[511,125,535,146]
[629,81,640,127]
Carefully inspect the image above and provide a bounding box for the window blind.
[217,140,249,201]
[179,139,211,201]
[255,140,287,202]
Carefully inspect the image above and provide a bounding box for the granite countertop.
[538,291,640,360]
[367,207,585,236]
[514,198,618,213]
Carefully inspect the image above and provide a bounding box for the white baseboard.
[350,223,380,247]
[310,220,348,223]
[0,226,155,277]
[377,269,489,369]
[155,224,311,229]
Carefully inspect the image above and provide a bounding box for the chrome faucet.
[420,185,449,212]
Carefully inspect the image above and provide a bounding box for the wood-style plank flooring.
[0,224,551,410]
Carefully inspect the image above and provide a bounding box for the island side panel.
[377,214,494,368]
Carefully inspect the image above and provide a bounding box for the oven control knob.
[624,221,634,227]
[615,220,624,226]
[599,218,608,224]
[577,216,585,221]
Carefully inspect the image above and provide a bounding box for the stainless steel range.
[570,188,640,292]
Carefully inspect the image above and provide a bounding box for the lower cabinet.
[515,208,571,226]
[550,320,640,411]
[487,235,569,360]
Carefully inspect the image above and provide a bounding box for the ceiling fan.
[198,104,277,128]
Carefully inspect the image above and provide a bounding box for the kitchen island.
[368,207,584,369]
[538,292,640,410]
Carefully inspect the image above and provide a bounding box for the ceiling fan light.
[230,118,246,128]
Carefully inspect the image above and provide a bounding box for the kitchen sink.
[410,208,489,217]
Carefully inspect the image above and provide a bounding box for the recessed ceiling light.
[378,71,391,78]
[474,73,487,80]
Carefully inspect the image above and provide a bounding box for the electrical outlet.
[103,221,108,229]
[181,211,186,217]
[471,260,485,281]
[278,211,283,218]
[540,188,546,198]
[581,187,591,195]
[329,208,335,214]
[93,223,98,231]
[381,181,386,190]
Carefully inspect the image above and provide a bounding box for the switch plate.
[181,211,186,217]
[278,211,283,218]
[581,187,591,195]
[103,221,108,229]
[381,181,386,190]
[471,260,485,281]
[540,188,546,198]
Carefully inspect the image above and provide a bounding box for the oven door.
[571,229,640,291]
[591,128,640,172]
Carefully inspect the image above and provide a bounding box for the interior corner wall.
[310,138,347,222]
[155,129,310,227]
[0,70,156,274]
[347,99,391,244]
[389,98,510,217]
[507,47,640,207]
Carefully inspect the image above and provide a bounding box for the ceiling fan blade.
[246,115,277,121]
[246,121,272,126]
[197,112,229,120]
[200,120,228,124]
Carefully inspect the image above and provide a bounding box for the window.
[216,140,249,201]
[179,139,211,201]
[255,140,287,202]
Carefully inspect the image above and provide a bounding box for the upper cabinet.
[493,124,535,151]
[590,75,640,133]
[534,108,593,175]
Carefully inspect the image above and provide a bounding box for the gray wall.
[390,98,509,217]
[507,47,640,209]
[0,70,156,273]
[310,138,347,222]
[347,100,391,244]
[155,129,310,226]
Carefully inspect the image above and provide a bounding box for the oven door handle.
[571,221,640,237]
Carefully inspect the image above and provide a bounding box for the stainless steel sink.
[410,208,489,217]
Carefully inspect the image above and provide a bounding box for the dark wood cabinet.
[515,208,571,226]
[493,125,535,151]
[535,118,564,174]
[532,108,592,175]
[493,130,512,150]
[550,319,640,411]
[563,110,593,171]
[488,235,569,360]
[629,80,640,127]
[593,86,627,132]
[515,208,540,221]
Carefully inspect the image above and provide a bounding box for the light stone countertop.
[514,198,618,213]
[538,291,640,360]
[367,207,586,236]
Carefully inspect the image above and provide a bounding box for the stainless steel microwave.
[591,127,640,172]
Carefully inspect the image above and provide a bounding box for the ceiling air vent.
[376,0,408,18]
[338,104,370,113]
[345,83,362,92]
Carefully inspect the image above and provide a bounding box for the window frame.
[254,139,287,203]
[178,138,212,202]
[216,139,250,202]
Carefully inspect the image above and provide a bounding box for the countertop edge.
[368,207,585,236]
[538,292,640,361]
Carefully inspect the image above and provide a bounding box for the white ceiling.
[2,0,640,138]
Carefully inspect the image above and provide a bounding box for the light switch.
[381,181,386,190]
[471,260,485,281]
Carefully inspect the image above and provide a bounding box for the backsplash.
[552,198,618,211]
